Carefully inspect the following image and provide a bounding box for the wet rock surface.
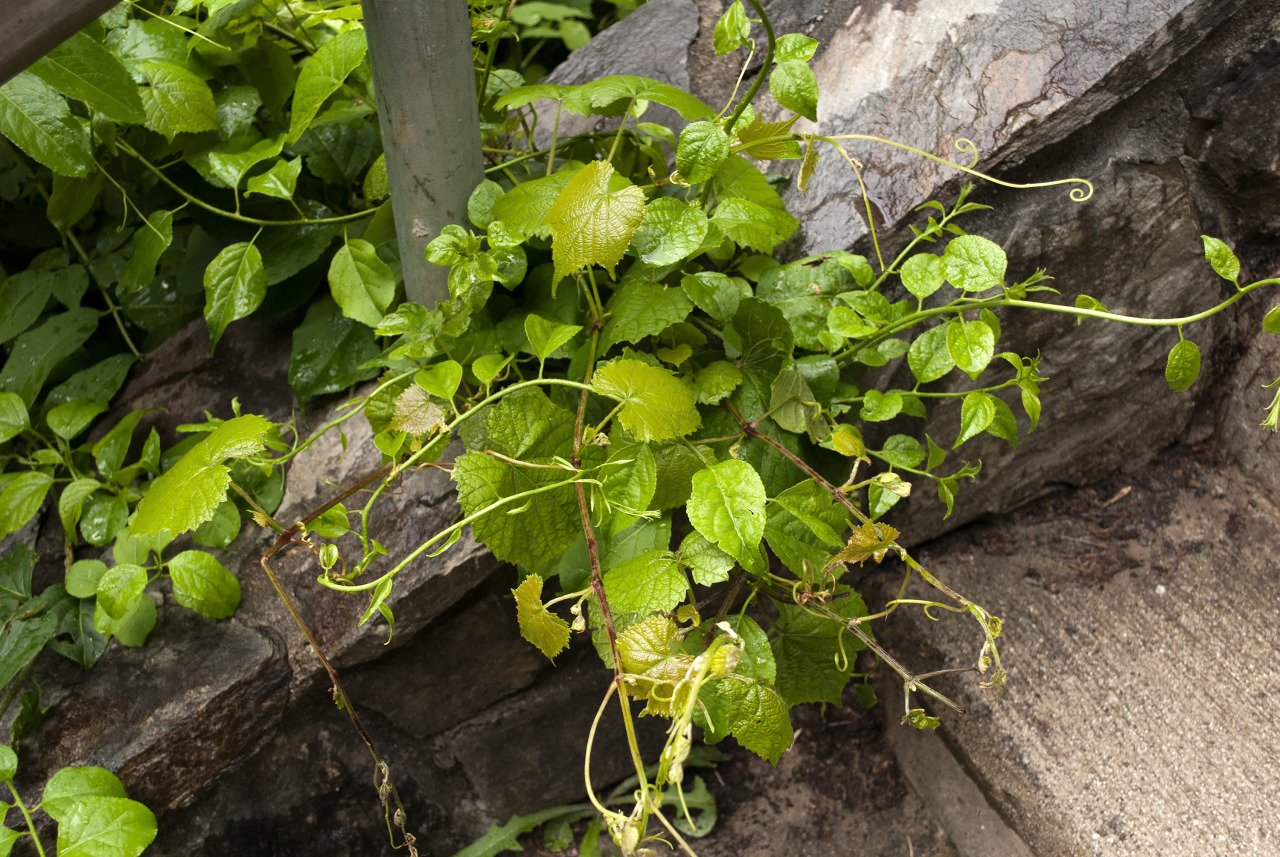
[9,1,1280,856]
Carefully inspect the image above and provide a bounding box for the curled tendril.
[953,137,979,168]
[833,625,851,672]
[824,133,1095,203]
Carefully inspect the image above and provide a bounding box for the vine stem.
[116,141,378,228]
[251,498,418,856]
[724,401,870,524]
[7,783,46,857]
[723,0,776,135]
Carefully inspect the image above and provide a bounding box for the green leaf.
[770,591,868,705]
[94,564,148,620]
[859,389,902,422]
[167,550,241,619]
[700,676,792,763]
[0,615,57,693]
[1165,338,1201,392]
[713,1,750,54]
[47,171,103,234]
[904,709,941,730]
[329,238,394,327]
[58,478,101,539]
[79,493,127,546]
[943,234,1006,292]
[907,323,955,384]
[676,121,731,184]
[678,531,736,586]
[562,76,714,122]
[0,746,15,782]
[768,367,818,433]
[708,156,798,252]
[599,442,656,533]
[0,393,29,444]
[633,198,709,267]
[769,59,818,121]
[0,72,93,177]
[691,361,743,405]
[203,241,266,351]
[288,29,368,142]
[200,135,285,190]
[467,178,502,227]
[0,308,98,406]
[775,34,820,62]
[955,391,996,448]
[986,396,1019,447]
[0,270,53,345]
[877,435,925,469]
[615,614,694,714]
[765,479,849,577]
[946,319,995,379]
[92,409,153,481]
[1263,306,1280,335]
[490,168,580,238]
[545,160,646,281]
[245,157,302,200]
[56,796,157,857]
[591,359,701,441]
[288,298,379,403]
[680,272,740,325]
[605,550,687,614]
[30,32,145,124]
[525,314,582,362]
[118,210,173,295]
[95,589,156,647]
[1201,235,1239,284]
[513,573,571,661]
[415,360,463,401]
[599,281,693,350]
[688,459,767,576]
[0,472,54,539]
[66,560,108,599]
[42,766,128,821]
[131,414,273,535]
[900,252,943,300]
[138,61,219,140]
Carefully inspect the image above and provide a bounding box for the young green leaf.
[1264,306,1280,335]
[29,31,145,124]
[246,157,303,200]
[132,415,273,535]
[1201,235,1240,284]
[204,241,267,351]
[0,472,54,539]
[329,238,395,327]
[906,323,955,384]
[167,550,241,619]
[94,564,148,620]
[544,160,646,281]
[287,29,368,142]
[700,676,792,763]
[688,459,767,576]
[955,391,997,447]
[41,766,129,821]
[942,235,1006,292]
[775,34,820,62]
[678,531,736,586]
[0,72,94,177]
[769,59,818,121]
[56,795,158,857]
[859,389,902,422]
[524,314,582,362]
[713,1,750,54]
[0,393,29,445]
[415,359,463,401]
[946,319,995,379]
[118,210,174,295]
[735,115,801,160]
[138,61,219,139]
[513,573,572,661]
[466,178,502,228]
[986,396,1019,447]
[1165,338,1201,392]
[633,198,709,267]
[193,499,242,550]
[591,359,701,441]
[681,272,741,325]
[676,121,731,184]
[604,550,687,614]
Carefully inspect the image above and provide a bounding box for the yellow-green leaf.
[591,359,701,441]
[544,160,646,281]
[513,573,571,660]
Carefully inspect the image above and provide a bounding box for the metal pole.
[0,0,121,85]
[362,0,484,307]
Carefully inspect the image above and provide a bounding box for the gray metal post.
[1,0,121,85]
[363,0,484,307]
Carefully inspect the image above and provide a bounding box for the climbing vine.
[1,1,1278,856]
